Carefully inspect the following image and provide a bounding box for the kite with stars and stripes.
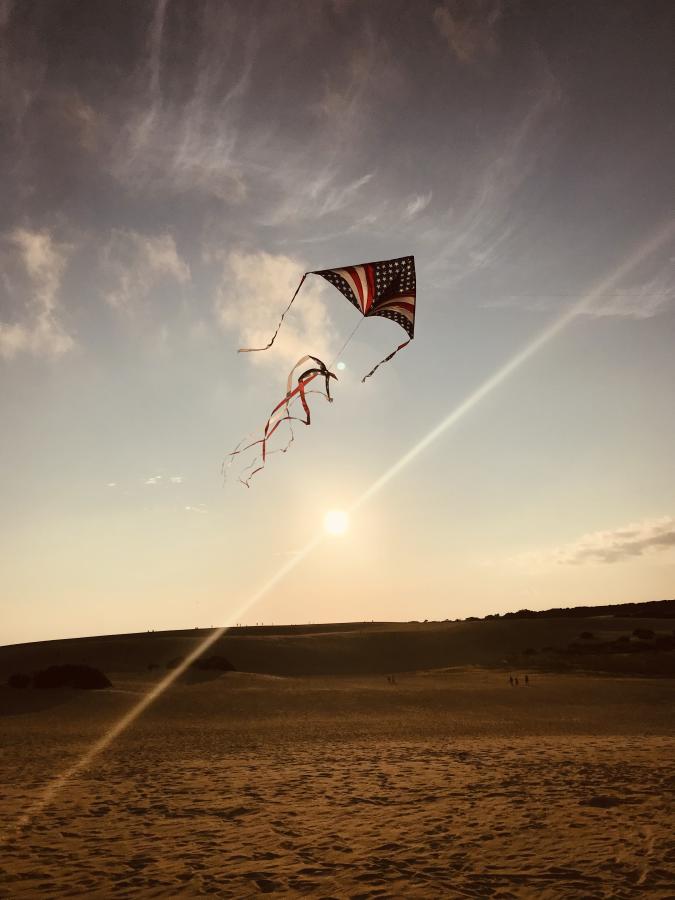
[239,255,416,381]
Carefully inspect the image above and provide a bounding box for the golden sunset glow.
[323,509,349,536]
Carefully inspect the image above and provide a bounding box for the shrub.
[633,628,655,640]
[32,665,111,690]
[8,673,31,689]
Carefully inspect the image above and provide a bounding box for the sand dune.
[1,658,674,897]
[2,615,673,680]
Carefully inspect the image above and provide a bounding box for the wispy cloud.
[429,69,561,281]
[404,192,432,219]
[0,229,74,360]
[101,230,189,313]
[169,475,183,484]
[584,270,675,320]
[0,0,14,29]
[517,517,675,567]
[145,475,162,485]
[215,249,335,367]
[433,1,504,65]
[483,267,675,320]
[111,1,254,203]
[0,4,45,135]
[260,29,397,230]
[261,170,377,230]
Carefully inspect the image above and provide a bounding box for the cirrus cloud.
[0,228,74,360]
[215,249,335,367]
[101,230,190,313]
[433,1,504,66]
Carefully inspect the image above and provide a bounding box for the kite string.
[329,316,365,371]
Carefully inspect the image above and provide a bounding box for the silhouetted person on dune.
[525,674,530,686]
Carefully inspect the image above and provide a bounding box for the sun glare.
[323,509,349,536]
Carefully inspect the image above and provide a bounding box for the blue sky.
[1,0,674,643]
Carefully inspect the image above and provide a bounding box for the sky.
[1,0,674,645]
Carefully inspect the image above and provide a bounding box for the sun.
[323,509,349,536]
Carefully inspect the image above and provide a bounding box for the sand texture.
[1,664,674,898]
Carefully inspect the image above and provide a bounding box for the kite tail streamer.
[361,339,411,382]
[227,355,336,486]
[238,274,307,352]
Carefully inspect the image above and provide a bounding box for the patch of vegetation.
[497,599,674,620]
[633,628,655,640]
[32,664,111,690]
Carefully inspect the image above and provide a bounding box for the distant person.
[509,675,514,687]
[525,674,530,686]
[514,677,519,687]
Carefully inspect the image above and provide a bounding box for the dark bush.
[8,673,31,689]
[633,628,655,640]
[32,665,111,690]
[191,655,236,672]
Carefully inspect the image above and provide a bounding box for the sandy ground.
[1,670,674,898]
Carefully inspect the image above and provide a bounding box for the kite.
[228,255,415,485]
[239,255,416,381]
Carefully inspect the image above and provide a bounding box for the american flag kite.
[240,255,416,380]
[230,255,416,485]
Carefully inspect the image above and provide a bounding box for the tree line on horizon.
[474,598,674,622]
